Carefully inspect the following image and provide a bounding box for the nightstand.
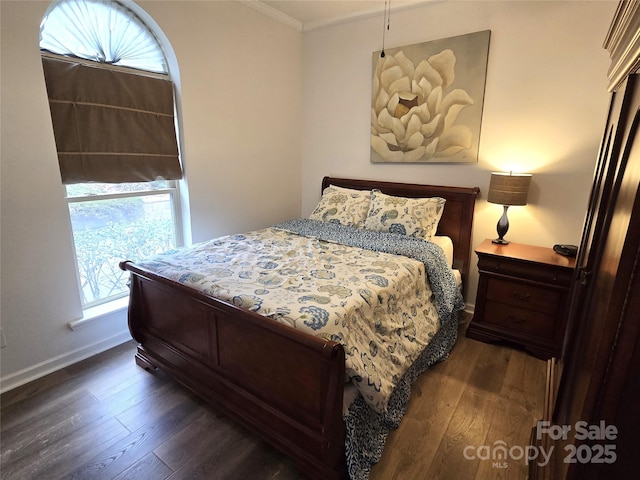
[466,239,576,359]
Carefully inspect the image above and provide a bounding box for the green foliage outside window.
[70,196,175,305]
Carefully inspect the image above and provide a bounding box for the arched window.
[40,0,185,309]
[40,0,167,73]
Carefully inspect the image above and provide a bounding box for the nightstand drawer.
[485,277,560,314]
[484,301,556,338]
[478,256,573,286]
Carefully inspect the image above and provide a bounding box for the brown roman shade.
[42,55,182,184]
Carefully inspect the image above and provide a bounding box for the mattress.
[431,235,462,286]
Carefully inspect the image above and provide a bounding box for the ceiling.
[242,0,432,32]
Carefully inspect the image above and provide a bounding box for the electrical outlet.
[0,328,6,348]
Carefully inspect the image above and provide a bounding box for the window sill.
[68,296,129,331]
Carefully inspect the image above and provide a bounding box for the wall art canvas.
[371,30,490,163]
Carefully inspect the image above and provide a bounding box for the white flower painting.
[371,30,490,163]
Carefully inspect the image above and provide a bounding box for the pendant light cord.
[381,1,390,58]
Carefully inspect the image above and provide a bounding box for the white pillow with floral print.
[309,185,371,228]
[364,190,446,240]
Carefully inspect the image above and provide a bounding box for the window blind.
[42,55,182,184]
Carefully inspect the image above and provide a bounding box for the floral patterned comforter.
[136,218,463,414]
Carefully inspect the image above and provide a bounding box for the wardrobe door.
[551,73,640,479]
[560,76,633,356]
[591,173,640,478]
[554,74,635,422]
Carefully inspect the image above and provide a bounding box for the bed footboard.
[120,261,348,480]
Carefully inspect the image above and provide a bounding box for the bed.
[119,177,479,479]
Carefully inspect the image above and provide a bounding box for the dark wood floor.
[1,317,545,480]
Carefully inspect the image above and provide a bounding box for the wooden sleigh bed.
[119,177,479,479]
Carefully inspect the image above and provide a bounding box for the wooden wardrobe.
[531,2,640,478]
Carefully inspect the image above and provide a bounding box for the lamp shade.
[487,172,532,206]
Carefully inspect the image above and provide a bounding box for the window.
[40,0,184,308]
[65,181,180,306]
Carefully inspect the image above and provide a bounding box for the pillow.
[309,185,371,228]
[364,190,446,240]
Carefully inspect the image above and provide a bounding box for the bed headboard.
[321,176,480,293]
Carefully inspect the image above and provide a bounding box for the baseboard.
[0,330,133,394]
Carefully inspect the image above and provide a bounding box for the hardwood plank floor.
[1,317,545,480]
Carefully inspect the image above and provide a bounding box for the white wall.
[300,0,615,307]
[0,0,302,390]
[140,0,303,242]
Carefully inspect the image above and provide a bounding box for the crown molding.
[239,0,303,31]
[239,0,440,33]
[302,0,440,32]
[604,0,640,92]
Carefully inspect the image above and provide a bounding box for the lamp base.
[492,238,510,245]
[493,205,511,245]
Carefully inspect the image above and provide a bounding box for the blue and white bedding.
[136,218,465,478]
[138,219,461,411]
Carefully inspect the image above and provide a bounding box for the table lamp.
[487,171,532,245]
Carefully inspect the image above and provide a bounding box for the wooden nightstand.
[466,239,576,359]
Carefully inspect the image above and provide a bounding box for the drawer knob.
[508,314,526,324]
[512,291,531,301]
